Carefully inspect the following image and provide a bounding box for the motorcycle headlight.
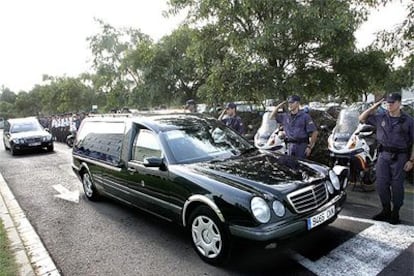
[251,197,271,223]
[272,200,286,217]
[333,141,347,150]
[329,170,340,190]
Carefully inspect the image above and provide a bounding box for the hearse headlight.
[325,181,334,194]
[329,170,340,190]
[272,200,286,217]
[251,197,271,223]
[342,177,348,189]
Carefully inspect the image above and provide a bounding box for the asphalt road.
[0,134,413,275]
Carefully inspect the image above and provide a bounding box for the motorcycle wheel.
[362,167,376,185]
[360,167,376,191]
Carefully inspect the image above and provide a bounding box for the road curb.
[0,173,60,276]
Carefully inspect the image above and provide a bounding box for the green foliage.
[385,55,414,92]
[0,220,18,276]
[335,49,391,101]
[0,87,16,104]
[166,0,387,101]
[0,101,14,118]
[375,1,413,64]
[87,18,152,110]
[14,91,41,117]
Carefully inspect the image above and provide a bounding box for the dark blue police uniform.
[276,110,317,158]
[366,110,413,221]
[222,116,245,135]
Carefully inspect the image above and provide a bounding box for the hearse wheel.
[188,206,231,265]
[82,172,101,201]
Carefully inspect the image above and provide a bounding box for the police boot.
[389,208,400,225]
[372,205,391,222]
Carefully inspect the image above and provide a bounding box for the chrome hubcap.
[83,174,93,197]
[191,215,222,258]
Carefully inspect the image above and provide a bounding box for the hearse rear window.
[74,121,125,165]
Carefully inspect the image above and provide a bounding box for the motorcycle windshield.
[257,111,279,138]
[335,109,360,135]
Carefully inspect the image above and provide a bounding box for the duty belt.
[378,144,409,154]
[285,137,309,144]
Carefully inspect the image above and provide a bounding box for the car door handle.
[127,167,137,173]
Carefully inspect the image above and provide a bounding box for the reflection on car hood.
[10,130,49,139]
[191,151,327,192]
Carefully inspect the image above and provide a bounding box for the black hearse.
[72,113,348,264]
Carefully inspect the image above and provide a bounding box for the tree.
[335,49,391,101]
[129,26,207,106]
[375,0,413,90]
[167,0,387,100]
[87,18,152,110]
[0,101,14,118]
[14,91,42,117]
[0,86,17,104]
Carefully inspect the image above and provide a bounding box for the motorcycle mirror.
[355,124,375,136]
[359,124,376,133]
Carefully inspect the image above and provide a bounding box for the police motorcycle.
[254,110,287,153]
[327,108,377,191]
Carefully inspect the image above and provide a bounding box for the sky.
[0,0,410,93]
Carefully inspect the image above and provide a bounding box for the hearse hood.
[188,151,328,192]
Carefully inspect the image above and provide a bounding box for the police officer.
[359,93,414,224]
[270,95,318,158]
[185,99,197,113]
[218,102,245,135]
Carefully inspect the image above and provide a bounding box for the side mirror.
[143,157,166,170]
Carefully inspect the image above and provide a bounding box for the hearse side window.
[132,129,161,162]
[74,121,125,165]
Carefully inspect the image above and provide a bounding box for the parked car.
[3,117,54,155]
[72,113,348,265]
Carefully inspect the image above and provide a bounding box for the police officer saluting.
[359,93,414,224]
[270,95,318,158]
[218,102,245,135]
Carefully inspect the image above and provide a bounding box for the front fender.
[182,194,225,227]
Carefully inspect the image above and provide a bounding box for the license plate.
[29,142,41,146]
[307,205,336,230]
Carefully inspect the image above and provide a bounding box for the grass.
[0,220,18,276]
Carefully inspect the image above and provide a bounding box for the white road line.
[291,216,414,276]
